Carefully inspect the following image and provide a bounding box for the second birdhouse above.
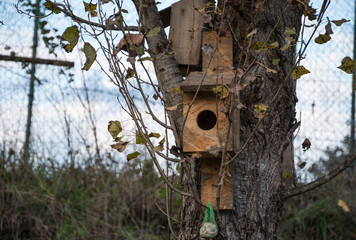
[181,72,235,156]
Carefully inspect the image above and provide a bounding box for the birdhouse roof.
[180,72,235,91]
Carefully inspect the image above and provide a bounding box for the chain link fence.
[0,0,355,171]
[294,0,355,176]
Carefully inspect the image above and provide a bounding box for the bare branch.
[45,0,140,32]
[282,153,356,200]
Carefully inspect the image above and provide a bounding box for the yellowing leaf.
[166,105,178,111]
[254,104,268,119]
[292,66,310,80]
[108,120,122,139]
[281,44,292,51]
[153,137,165,152]
[273,58,280,66]
[284,27,296,35]
[127,151,141,161]
[268,41,279,49]
[136,131,144,144]
[253,41,264,52]
[314,34,331,44]
[212,85,229,99]
[44,2,61,14]
[283,172,291,179]
[337,199,350,212]
[61,26,79,53]
[126,68,135,79]
[111,141,129,152]
[148,132,161,138]
[82,42,96,71]
[256,61,277,74]
[247,29,257,38]
[191,152,202,159]
[332,18,350,26]
[172,86,184,95]
[84,1,97,17]
[337,57,356,74]
[147,26,161,38]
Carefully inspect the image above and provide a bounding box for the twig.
[44,0,140,31]
[282,153,356,200]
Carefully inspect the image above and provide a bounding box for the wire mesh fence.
[294,0,355,177]
[0,0,355,173]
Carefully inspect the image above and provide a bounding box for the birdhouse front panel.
[201,158,233,209]
[182,91,233,154]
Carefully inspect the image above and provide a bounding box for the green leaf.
[136,131,144,144]
[44,2,61,14]
[126,68,135,79]
[127,151,141,161]
[314,34,331,44]
[268,41,279,49]
[283,172,291,179]
[108,120,122,139]
[253,41,264,51]
[82,42,96,70]
[121,9,128,13]
[147,26,161,38]
[273,58,280,66]
[292,66,310,80]
[138,56,152,62]
[83,1,97,17]
[337,57,356,74]
[281,44,292,51]
[61,26,79,53]
[332,18,350,26]
[173,198,182,207]
[129,44,145,56]
[158,187,166,199]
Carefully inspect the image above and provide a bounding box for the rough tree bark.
[133,0,303,239]
[177,1,303,239]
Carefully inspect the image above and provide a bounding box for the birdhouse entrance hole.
[197,110,217,130]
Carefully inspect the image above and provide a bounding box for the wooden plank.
[202,31,233,73]
[201,158,233,209]
[181,71,235,91]
[183,91,233,154]
[169,0,204,66]
[0,54,74,67]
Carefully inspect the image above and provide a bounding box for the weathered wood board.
[182,91,233,154]
[201,158,233,209]
[181,71,235,91]
[169,0,205,66]
[202,31,233,73]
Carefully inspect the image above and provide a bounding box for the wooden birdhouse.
[181,71,236,210]
[180,30,236,209]
[166,0,238,209]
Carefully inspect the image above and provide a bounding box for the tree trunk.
[132,0,303,239]
[178,1,303,239]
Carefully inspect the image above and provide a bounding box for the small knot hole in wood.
[197,110,217,130]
